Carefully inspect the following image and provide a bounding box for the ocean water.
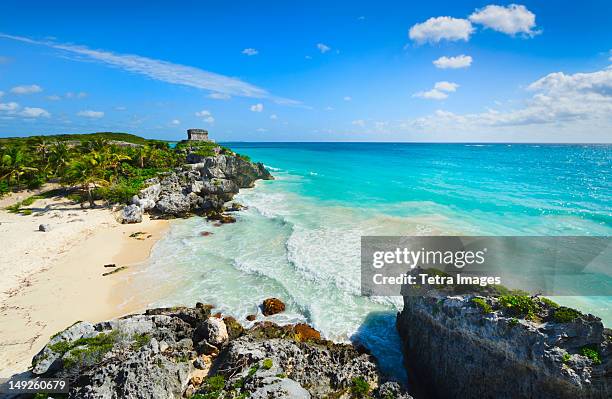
[133,143,611,383]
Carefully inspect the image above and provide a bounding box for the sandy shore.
[0,189,169,377]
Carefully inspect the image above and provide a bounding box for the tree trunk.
[87,186,95,208]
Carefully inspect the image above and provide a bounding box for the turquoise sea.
[133,143,611,382]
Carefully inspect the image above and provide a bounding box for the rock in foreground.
[32,304,411,399]
[397,293,612,399]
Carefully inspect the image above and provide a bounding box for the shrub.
[52,330,120,369]
[262,358,273,370]
[350,377,370,398]
[508,318,519,327]
[553,307,582,323]
[498,295,538,320]
[471,297,492,314]
[95,179,142,204]
[204,375,226,391]
[580,345,602,365]
[132,333,151,350]
[562,353,571,363]
[248,364,259,377]
[538,297,560,309]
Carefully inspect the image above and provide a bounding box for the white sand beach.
[0,188,168,376]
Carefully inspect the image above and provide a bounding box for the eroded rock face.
[120,151,273,222]
[396,293,612,399]
[194,317,229,347]
[31,305,410,399]
[118,204,143,223]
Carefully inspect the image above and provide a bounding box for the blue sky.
[0,1,611,142]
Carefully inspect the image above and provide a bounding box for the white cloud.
[208,92,231,100]
[77,110,104,118]
[411,67,612,131]
[344,96,352,101]
[409,17,473,44]
[469,4,539,36]
[195,109,214,123]
[242,48,259,56]
[305,55,312,60]
[21,107,50,118]
[10,84,43,94]
[352,119,366,127]
[434,81,459,92]
[317,43,331,53]
[0,102,19,112]
[195,109,212,117]
[0,91,3,98]
[1,34,299,105]
[47,95,61,101]
[115,106,127,111]
[374,121,389,131]
[256,128,267,132]
[171,119,181,125]
[433,55,473,69]
[414,81,459,100]
[65,91,87,98]
[414,89,449,100]
[270,114,278,120]
[250,103,264,112]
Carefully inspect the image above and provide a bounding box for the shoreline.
[0,193,169,377]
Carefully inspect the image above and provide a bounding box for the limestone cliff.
[397,293,612,399]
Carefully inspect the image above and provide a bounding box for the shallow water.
[135,143,611,383]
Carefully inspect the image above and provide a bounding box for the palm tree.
[136,144,151,168]
[65,156,108,207]
[32,137,50,163]
[47,142,71,176]
[0,147,37,185]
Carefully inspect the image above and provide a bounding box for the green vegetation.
[190,375,227,399]
[132,333,151,350]
[538,297,560,309]
[262,358,273,370]
[5,188,65,214]
[562,353,571,363]
[552,307,583,323]
[580,345,602,365]
[471,297,493,314]
[48,330,120,369]
[0,133,186,206]
[350,377,371,398]
[248,364,259,377]
[498,295,538,320]
[508,318,519,327]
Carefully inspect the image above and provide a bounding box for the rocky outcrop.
[262,297,286,316]
[118,204,143,223]
[397,292,612,399]
[32,304,411,399]
[127,152,272,221]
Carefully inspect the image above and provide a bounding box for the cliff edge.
[397,293,612,399]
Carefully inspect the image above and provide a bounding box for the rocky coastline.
[26,303,412,399]
[119,149,273,224]
[8,146,611,399]
[397,292,612,399]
